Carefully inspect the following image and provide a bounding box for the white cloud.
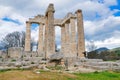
[70,0,118,20]
[0,5,12,18]
[0,5,27,23]
[0,0,120,49]
[85,29,120,50]
[31,26,39,42]
[95,37,120,49]
[0,20,25,40]
[84,16,120,37]
[0,0,118,19]
[104,0,117,6]
[85,35,120,50]
[34,0,71,8]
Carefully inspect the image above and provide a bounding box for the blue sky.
[109,0,120,16]
[2,17,21,25]
[0,0,120,50]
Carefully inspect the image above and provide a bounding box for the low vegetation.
[0,69,120,80]
[73,71,120,80]
[46,65,64,70]
[88,50,120,61]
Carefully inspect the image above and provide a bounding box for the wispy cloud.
[0,0,120,49]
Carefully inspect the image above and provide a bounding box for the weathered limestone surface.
[45,4,55,58]
[64,23,71,57]
[38,23,44,56]
[70,18,77,57]
[0,50,7,58]
[61,25,66,54]
[76,10,85,58]
[54,19,63,26]
[29,15,45,24]
[8,47,23,58]
[61,13,76,25]
[0,50,4,58]
[50,52,64,60]
[44,17,48,58]
[25,22,31,52]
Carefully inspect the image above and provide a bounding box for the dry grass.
[0,70,120,80]
[0,70,76,80]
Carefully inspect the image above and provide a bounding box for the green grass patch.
[11,59,16,62]
[39,69,50,73]
[73,71,120,80]
[0,68,31,73]
[0,70,120,80]
[0,69,11,73]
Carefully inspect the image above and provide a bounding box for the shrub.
[31,62,35,64]
[11,59,16,62]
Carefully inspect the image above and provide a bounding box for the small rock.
[36,71,40,74]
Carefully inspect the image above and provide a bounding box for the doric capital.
[45,3,55,16]
[26,21,31,24]
[75,9,82,14]
[48,3,55,12]
[40,22,44,25]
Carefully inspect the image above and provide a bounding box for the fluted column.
[44,17,48,59]
[45,4,55,58]
[76,9,85,58]
[64,23,70,57]
[70,18,77,57]
[38,23,44,56]
[61,25,66,54]
[25,21,31,52]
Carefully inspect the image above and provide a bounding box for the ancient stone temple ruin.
[24,4,85,59]
[1,3,120,72]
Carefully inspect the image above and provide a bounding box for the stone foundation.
[8,47,23,58]
[0,53,120,71]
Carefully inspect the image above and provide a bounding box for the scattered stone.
[15,62,22,67]
[8,47,23,58]
[36,71,40,74]
[50,52,64,60]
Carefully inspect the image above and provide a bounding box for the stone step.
[83,63,120,71]
[77,58,103,62]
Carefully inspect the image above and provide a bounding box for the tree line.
[87,50,120,61]
[0,31,59,52]
[0,31,36,51]
[87,41,120,61]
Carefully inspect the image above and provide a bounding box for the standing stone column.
[64,23,70,57]
[25,21,31,52]
[38,23,44,56]
[44,17,48,59]
[61,25,66,54]
[76,10,85,58]
[45,4,55,58]
[70,18,77,57]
